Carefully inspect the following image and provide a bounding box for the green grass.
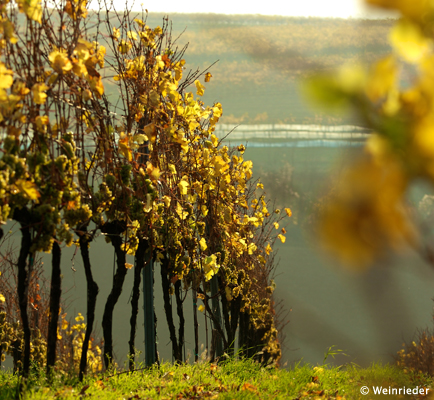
[0,359,431,399]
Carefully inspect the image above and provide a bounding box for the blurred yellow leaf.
[389,19,430,63]
[146,162,160,181]
[32,83,49,105]
[365,56,397,102]
[17,0,42,24]
[0,63,14,89]
[318,156,416,268]
[127,31,138,41]
[118,134,132,161]
[15,179,40,201]
[285,208,292,217]
[125,263,134,269]
[205,72,212,82]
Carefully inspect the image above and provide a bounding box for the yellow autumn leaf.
[17,0,42,24]
[15,179,40,201]
[273,222,279,229]
[125,263,134,269]
[146,162,161,181]
[178,179,189,195]
[278,234,286,243]
[49,49,73,74]
[61,319,68,330]
[112,27,121,40]
[75,313,84,322]
[199,238,207,251]
[0,63,14,89]
[32,83,49,105]
[118,40,132,54]
[205,72,212,83]
[148,91,159,107]
[118,133,132,161]
[198,305,205,312]
[195,80,205,96]
[143,123,157,143]
[175,202,188,220]
[265,243,272,255]
[0,293,5,303]
[88,75,104,98]
[133,134,148,144]
[203,254,219,281]
[162,195,171,207]
[247,243,257,255]
[285,208,292,217]
[127,31,138,41]
[143,193,153,213]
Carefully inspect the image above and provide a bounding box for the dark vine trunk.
[13,208,31,377]
[197,286,228,351]
[46,241,61,376]
[101,220,127,370]
[219,276,235,356]
[160,257,181,362]
[174,279,185,361]
[192,281,199,362]
[78,230,99,382]
[128,238,147,370]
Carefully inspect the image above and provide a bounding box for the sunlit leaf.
[265,243,272,255]
[195,80,205,96]
[15,179,40,201]
[199,238,207,251]
[178,179,189,195]
[49,49,73,74]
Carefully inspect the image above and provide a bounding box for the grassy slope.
[0,360,431,399]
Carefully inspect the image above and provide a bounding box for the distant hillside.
[81,11,392,125]
[135,13,393,124]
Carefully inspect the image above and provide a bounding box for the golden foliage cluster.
[0,0,289,373]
